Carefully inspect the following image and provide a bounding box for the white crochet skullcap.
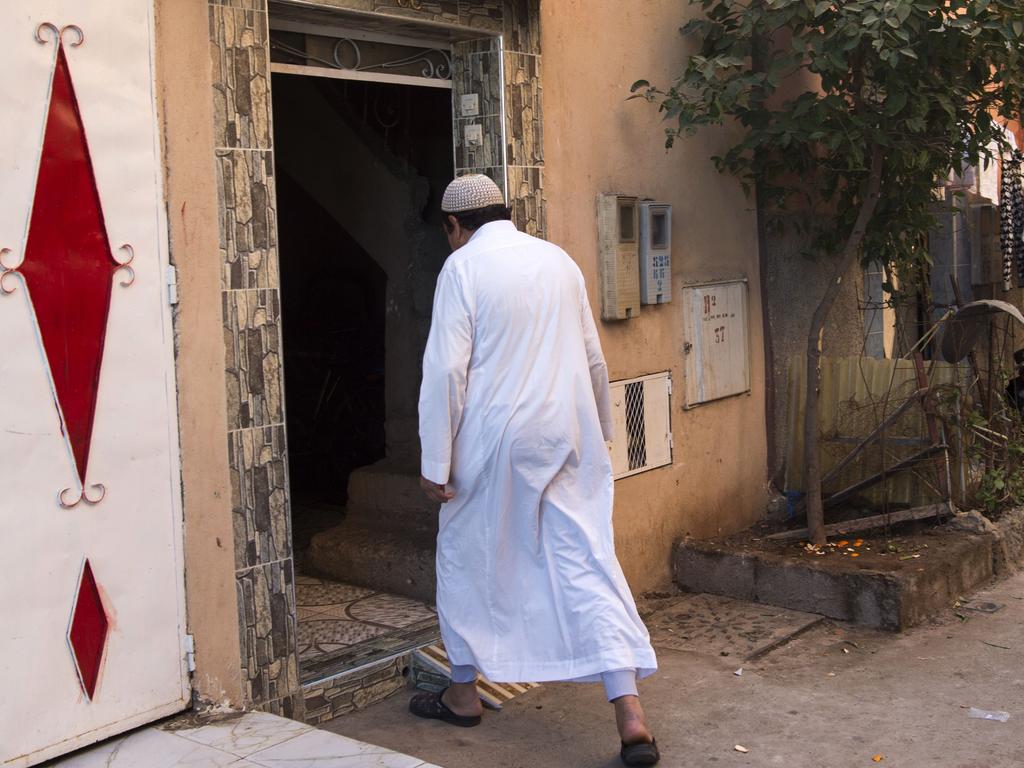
[441,173,505,213]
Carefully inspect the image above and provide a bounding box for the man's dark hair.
[442,204,512,233]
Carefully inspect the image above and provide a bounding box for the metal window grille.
[624,381,647,471]
[608,372,672,480]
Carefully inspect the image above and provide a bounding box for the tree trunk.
[803,145,884,545]
[749,31,778,485]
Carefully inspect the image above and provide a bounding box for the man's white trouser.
[448,664,639,701]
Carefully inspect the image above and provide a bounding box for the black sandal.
[620,738,660,766]
[409,688,482,728]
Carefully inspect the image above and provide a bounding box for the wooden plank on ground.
[766,503,952,542]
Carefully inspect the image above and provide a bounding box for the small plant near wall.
[963,381,1024,515]
[633,0,1024,544]
[973,462,1024,513]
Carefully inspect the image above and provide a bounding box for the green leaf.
[630,0,1024,339]
[884,90,908,115]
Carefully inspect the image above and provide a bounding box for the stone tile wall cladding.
[206,0,543,721]
[210,0,301,719]
[452,0,545,237]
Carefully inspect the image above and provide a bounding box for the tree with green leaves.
[634,0,1024,545]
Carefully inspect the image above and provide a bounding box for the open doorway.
[272,70,453,681]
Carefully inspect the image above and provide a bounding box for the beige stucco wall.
[542,0,769,591]
[154,0,243,706]
[154,0,767,695]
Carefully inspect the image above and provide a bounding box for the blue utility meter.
[638,202,672,304]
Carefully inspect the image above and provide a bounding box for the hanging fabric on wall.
[999,148,1024,291]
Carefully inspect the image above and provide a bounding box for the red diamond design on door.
[19,40,120,491]
[68,559,109,700]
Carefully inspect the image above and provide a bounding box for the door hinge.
[184,634,196,673]
[166,265,179,306]
[666,376,673,397]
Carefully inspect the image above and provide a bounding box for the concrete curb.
[673,508,1024,631]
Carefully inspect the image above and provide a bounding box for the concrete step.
[346,461,440,536]
[302,654,413,726]
[308,522,436,603]
[347,461,437,514]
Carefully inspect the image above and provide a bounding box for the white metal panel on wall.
[608,372,672,479]
[0,3,189,765]
[681,279,751,408]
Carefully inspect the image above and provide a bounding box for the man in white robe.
[412,175,659,766]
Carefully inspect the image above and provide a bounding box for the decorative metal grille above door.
[270,25,454,88]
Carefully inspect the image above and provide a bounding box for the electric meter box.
[638,202,672,304]
[597,193,641,321]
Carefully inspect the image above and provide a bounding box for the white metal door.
[0,3,189,765]
[682,279,751,407]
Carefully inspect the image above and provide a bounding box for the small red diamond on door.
[68,560,109,700]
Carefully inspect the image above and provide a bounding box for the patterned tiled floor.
[296,576,437,666]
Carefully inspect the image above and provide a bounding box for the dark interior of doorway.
[274,74,451,542]
[276,169,386,517]
[272,72,452,679]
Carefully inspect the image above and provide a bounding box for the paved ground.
[51,710,440,767]
[323,574,1024,768]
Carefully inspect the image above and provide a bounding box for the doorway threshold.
[301,617,440,685]
[297,575,439,688]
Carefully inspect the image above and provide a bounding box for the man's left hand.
[420,476,455,504]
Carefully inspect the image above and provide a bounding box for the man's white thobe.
[419,220,657,684]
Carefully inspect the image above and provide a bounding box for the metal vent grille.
[624,381,647,470]
[609,372,672,480]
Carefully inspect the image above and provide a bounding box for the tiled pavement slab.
[51,711,442,767]
[50,727,251,768]
[162,711,310,757]
[645,592,825,660]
